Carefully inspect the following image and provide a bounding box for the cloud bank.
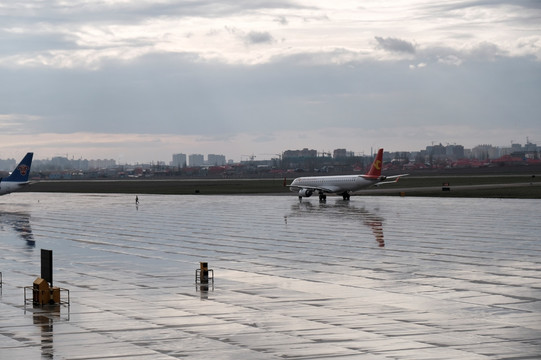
[0,0,540,161]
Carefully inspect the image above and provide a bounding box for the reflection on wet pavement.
[1,193,540,359]
[287,200,386,247]
[0,211,34,247]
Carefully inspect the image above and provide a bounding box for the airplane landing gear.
[341,192,350,201]
[318,193,326,202]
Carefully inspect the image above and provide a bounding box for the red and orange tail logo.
[366,149,383,178]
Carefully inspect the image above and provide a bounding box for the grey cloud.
[0,1,306,25]
[413,41,508,66]
[225,27,275,45]
[274,16,289,25]
[245,31,275,45]
[0,32,77,57]
[429,0,541,12]
[375,36,416,54]
[469,41,507,60]
[0,0,298,61]
[2,51,540,139]
[423,1,541,28]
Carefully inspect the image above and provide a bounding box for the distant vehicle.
[0,153,33,196]
[288,148,407,201]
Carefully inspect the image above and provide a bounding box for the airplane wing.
[385,174,409,180]
[374,174,409,186]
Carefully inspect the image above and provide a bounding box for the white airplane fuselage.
[288,148,407,201]
[290,175,378,193]
[0,181,30,195]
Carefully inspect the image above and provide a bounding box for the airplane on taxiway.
[288,148,407,201]
[0,152,33,196]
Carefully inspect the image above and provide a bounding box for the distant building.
[333,149,346,158]
[208,154,226,166]
[426,143,446,158]
[88,159,116,169]
[50,156,71,170]
[171,153,186,168]
[445,144,465,160]
[507,140,540,159]
[524,141,538,153]
[283,148,317,158]
[189,154,205,167]
[282,148,319,171]
[332,149,354,158]
[0,158,16,172]
[472,145,499,160]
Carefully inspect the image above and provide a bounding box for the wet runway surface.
[1,193,540,359]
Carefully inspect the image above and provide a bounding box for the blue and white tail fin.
[5,152,33,182]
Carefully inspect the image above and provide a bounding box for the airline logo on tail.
[0,152,34,195]
[18,164,29,176]
[365,149,384,178]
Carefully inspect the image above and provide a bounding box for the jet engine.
[373,176,387,188]
[298,189,313,198]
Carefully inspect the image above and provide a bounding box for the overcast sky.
[1,0,540,163]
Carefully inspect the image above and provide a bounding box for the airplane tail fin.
[5,153,33,182]
[366,148,383,178]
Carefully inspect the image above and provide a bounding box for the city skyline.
[3,138,537,166]
[1,1,540,163]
